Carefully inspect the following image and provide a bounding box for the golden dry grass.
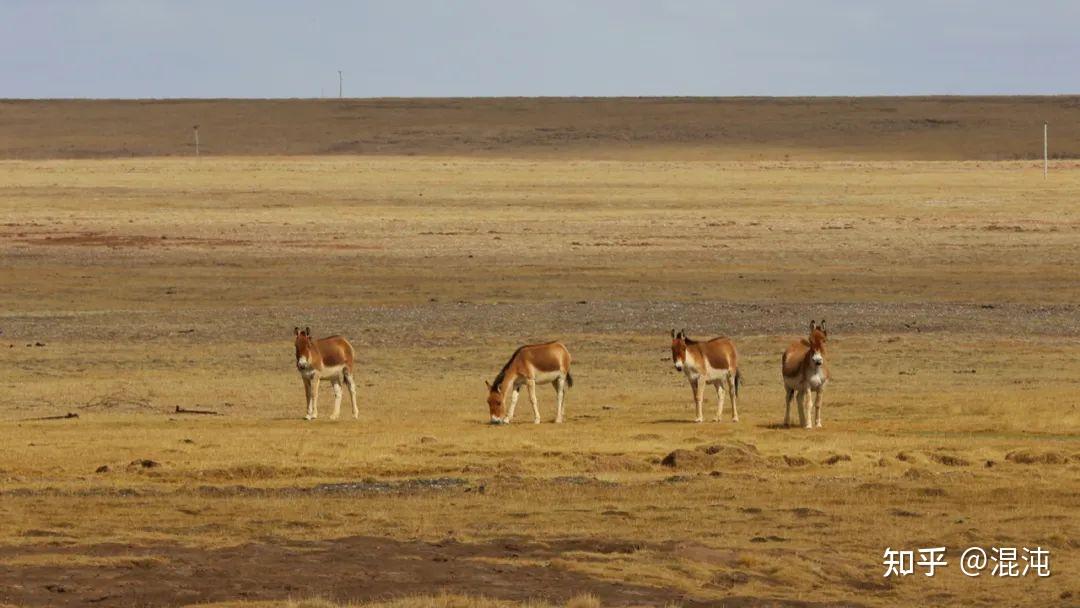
[0,156,1077,607]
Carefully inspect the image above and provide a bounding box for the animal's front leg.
[693,379,705,423]
[813,387,824,428]
[303,377,315,420]
[505,388,520,423]
[309,376,321,420]
[784,388,794,427]
[797,389,811,429]
[527,380,540,424]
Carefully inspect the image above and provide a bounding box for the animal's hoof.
[815,423,823,428]
[330,416,339,421]
[555,418,564,424]
[533,419,541,424]
[694,418,704,423]
[304,415,315,421]
[490,417,506,425]
[804,425,813,430]
[732,417,740,423]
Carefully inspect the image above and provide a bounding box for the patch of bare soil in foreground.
[0,536,861,608]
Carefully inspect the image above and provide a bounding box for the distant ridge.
[2,96,1077,160]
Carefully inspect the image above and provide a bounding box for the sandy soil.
[0,155,1077,607]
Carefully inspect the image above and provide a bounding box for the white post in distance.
[338,70,343,98]
[193,125,200,157]
[1043,122,1048,179]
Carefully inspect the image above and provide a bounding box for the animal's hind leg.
[343,369,359,419]
[728,375,739,423]
[527,380,540,424]
[784,388,795,427]
[797,390,811,429]
[554,376,566,423]
[713,382,725,422]
[330,380,343,420]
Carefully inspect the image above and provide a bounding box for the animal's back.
[701,337,737,371]
[317,335,354,369]
[781,339,810,378]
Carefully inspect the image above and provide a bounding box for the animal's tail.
[565,371,574,388]
[734,369,743,398]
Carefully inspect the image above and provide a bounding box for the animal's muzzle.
[812,354,823,366]
[674,362,683,371]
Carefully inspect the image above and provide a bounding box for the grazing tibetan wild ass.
[293,327,358,420]
[485,342,573,424]
[782,320,830,428]
[670,329,742,423]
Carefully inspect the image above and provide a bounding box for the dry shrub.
[565,594,601,608]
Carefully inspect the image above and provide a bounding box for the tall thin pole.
[1043,122,1048,179]
[193,125,200,157]
[338,70,343,98]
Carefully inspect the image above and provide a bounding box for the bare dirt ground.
[0,133,1078,606]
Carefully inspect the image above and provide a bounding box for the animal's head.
[484,380,505,423]
[294,326,316,370]
[671,328,688,372]
[808,320,828,367]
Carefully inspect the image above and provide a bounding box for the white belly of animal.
[704,368,731,384]
[532,370,562,385]
[304,364,346,380]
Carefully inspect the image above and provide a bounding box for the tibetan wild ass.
[782,320,830,428]
[670,329,742,423]
[486,342,573,424]
[294,327,358,420]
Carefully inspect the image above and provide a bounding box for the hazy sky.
[1,1,1076,98]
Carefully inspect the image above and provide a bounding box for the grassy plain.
[0,155,1077,607]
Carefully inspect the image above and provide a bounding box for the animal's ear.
[681,327,687,339]
[294,326,300,336]
[304,327,311,336]
[820,319,827,335]
[484,380,491,390]
[809,320,816,333]
[670,329,676,339]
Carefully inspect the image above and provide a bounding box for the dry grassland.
[0,155,1077,607]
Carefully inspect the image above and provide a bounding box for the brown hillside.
[1,96,1078,160]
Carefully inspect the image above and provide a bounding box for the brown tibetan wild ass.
[670,329,742,423]
[782,320,830,428]
[294,327,358,420]
[485,342,573,424]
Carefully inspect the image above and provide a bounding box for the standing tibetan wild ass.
[294,327,358,420]
[485,342,573,424]
[782,320,830,428]
[670,329,742,423]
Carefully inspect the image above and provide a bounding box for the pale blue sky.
[1,0,1076,98]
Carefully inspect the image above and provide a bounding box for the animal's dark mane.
[683,335,726,346]
[491,345,526,392]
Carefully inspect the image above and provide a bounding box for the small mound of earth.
[821,453,851,465]
[1005,450,1073,465]
[928,452,970,467]
[783,455,811,467]
[661,441,762,470]
[579,453,652,473]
